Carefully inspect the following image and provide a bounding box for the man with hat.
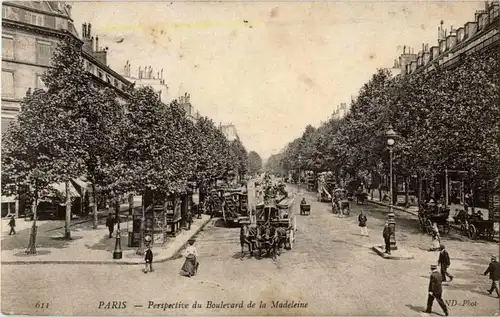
[483,255,500,297]
[438,244,453,282]
[425,264,449,316]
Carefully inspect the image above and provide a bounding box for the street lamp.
[113,196,123,260]
[298,154,302,193]
[386,125,398,251]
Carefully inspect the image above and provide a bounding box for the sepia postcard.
[1,0,499,316]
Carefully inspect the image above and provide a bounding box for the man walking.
[425,264,449,316]
[438,244,454,282]
[382,222,393,254]
[106,214,115,239]
[483,255,500,297]
[8,215,16,235]
[358,210,368,236]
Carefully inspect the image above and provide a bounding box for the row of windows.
[1,71,46,99]
[2,35,52,65]
[3,6,57,29]
[85,61,125,90]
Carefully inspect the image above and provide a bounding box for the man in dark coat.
[8,215,16,235]
[106,214,115,238]
[438,244,454,282]
[484,256,500,297]
[425,264,449,316]
[144,246,153,273]
[382,222,393,254]
[358,210,368,236]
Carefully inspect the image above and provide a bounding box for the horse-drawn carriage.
[300,198,311,215]
[355,190,368,205]
[418,203,451,234]
[239,196,296,259]
[453,209,496,240]
[332,189,350,216]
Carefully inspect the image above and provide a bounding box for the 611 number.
[35,302,49,309]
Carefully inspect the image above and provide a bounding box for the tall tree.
[1,89,63,253]
[248,151,263,175]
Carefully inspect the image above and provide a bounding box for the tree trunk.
[418,174,422,207]
[26,195,38,254]
[136,194,145,255]
[92,183,98,229]
[64,180,72,239]
[405,176,409,207]
[128,193,134,216]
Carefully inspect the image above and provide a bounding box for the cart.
[355,191,368,205]
[418,204,450,235]
[300,203,311,215]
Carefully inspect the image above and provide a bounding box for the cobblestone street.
[2,185,498,316]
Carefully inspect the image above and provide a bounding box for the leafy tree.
[40,36,95,239]
[1,89,64,253]
[248,151,263,175]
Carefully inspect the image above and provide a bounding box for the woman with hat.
[181,239,199,277]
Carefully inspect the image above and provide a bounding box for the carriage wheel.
[468,224,477,239]
[425,220,433,235]
[487,228,495,241]
[344,208,351,216]
[444,221,451,234]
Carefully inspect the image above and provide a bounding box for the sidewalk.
[1,214,211,265]
[367,195,419,217]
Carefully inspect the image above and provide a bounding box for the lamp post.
[298,154,302,193]
[386,125,398,251]
[113,196,123,259]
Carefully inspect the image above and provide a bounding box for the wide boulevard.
[2,182,499,316]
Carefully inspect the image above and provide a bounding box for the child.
[144,246,153,273]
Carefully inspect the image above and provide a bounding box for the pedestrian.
[358,210,368,236]
[144,245,153,273]
[106,213,114,238]
[425,264,449,316]
[483,255,500,297]
[181,239,199,277]
[8,215,16,235]
[430,223,441,251]
[382,222,393,254]
[438,244,453,282]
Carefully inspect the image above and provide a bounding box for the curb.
[371,245,414,260]
[1,217,212,266]
[367,199,419,217]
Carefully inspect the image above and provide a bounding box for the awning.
[1,195,16,203]
[50,182,80,198]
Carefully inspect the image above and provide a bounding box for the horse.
[240,224,255,258]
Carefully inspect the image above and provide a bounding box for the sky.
[71,1,484,159]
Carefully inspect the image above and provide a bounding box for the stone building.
[1,1,132,217]
[219,123,239,142]
[1,1,133,136]
[396,1,499,75]
[122,61,171,103]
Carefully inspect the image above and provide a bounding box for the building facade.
[1,1,133,217]
[1,1,133,137]
[122,61,171,103]
[396,1,499,75]
[219,123,239,142]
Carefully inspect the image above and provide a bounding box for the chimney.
[88,23,91,37]
[82,23,94,53]
[95,36,99,51]
[161,69,163,79]
[82,22,86,37]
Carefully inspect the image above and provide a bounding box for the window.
[36,74,46,90]
[87,62,94,74]
[114,79,118,87]
[28,12,44,26]
[2,7,8,19]
[36,41,52,65]
[98,71,103,79]
[2,71,15,99]
[2,36,14,59]
[44,16,56,29]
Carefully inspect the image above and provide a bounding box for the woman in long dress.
[181,239,199,277]
[430,223,441,251]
